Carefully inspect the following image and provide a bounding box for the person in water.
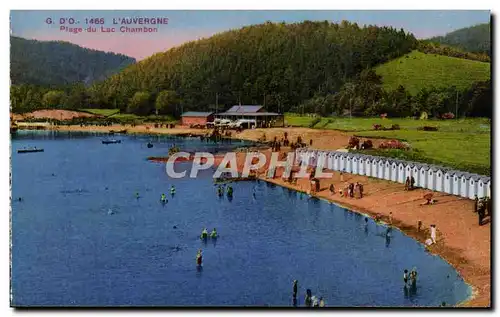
[196,249,203,266]
[305,289,312,307]
[293,280,298,298]
[319,297,325,307]
[210,228,217,238]
[170,185,176,195]
[161,193,167,202]
[403,269,409,285]
[227,186,233,196]
[201,228,208,239]
[135,192,140,199]
[410,268,418,287]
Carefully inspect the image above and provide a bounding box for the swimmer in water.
[196,249,203,266]
[201,228,208,239]
[161,193,167,202]
[210,228,218,238]
[135,192,140,199]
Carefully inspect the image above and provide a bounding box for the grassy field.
[285,114,491,175]
[80,108,121,116]
[285,114,490,132]
[374,50,491,94]
[354,130,490,176]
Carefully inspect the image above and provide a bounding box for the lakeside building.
[215,105,285,128]
[181,112,214,126]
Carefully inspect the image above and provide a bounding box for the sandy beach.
[31,124,490,307]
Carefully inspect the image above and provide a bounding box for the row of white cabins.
[295,149,491,199]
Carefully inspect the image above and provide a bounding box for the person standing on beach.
[474,195,479,213]
[410,176,415,190]
[430,225,437,244]
[340,171,344,182]
[329,184,335,195]
[389,212,393,225]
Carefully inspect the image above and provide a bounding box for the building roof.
[181,111,214,117]
[225,105,264,113]
[217,112,282,116]
[469,174,482,181]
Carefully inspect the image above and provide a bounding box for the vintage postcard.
[9,10,491,308]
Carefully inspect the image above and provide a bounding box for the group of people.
[159,185,176,203]
[404,176,416,191]
[200,227,218,239]
[216,184,233,197]
[334,182,364,199]
[293,280,325,307]
[403,268,418,288]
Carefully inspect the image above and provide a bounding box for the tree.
[62,83,89,110]
[42,90,65,108]
[127,91,151,115]
[155,90,178,116]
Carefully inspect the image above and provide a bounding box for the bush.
[361,140,373,149]
[441,112,455,119]
[391,124,400,130]
[348,136,360,149]
[379,139,410,150]
[417,126,439,131]
[309,117,321,128]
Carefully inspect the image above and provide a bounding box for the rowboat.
[18,148,44,153]
[102,139,121,144]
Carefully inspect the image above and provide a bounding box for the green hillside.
[88,21,417,113]
[375,50,490,94]
[429,22,490,56]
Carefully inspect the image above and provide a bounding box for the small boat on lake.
[102,139,121,144]
[18,147,44,153]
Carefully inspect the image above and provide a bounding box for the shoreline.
[24,124,490,307]
[259,177,478,307]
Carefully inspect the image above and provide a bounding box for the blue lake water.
[11,131,471,307]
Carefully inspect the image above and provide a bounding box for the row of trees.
[11,70,492,119]
[10,83,183,117]
[292,70,492,118]
[418,41,490,63]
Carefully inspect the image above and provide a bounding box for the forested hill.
[10,36,136,87]
[428,23,491,56]
[88,21,417,113]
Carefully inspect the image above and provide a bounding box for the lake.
[11,130,471,307]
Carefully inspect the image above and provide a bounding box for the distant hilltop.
[10,36,136,87]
